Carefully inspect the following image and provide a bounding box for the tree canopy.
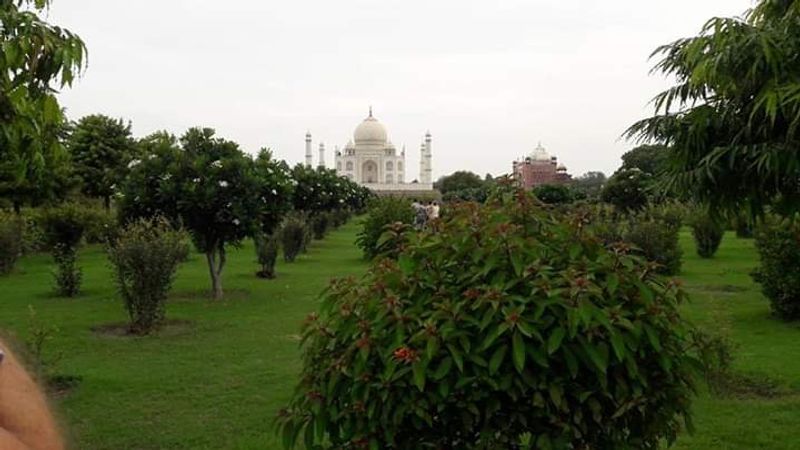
[620,145,669,176]
[627,0,800,215]
[0,0,86,210]
[68,115,137,209]
[435,171,485,195]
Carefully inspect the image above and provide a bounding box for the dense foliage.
[108,218,189,334]
[0,212,24,274]
[280,192,701,449]
[0,0,86,212]
[281,214,308,263]
[620,145,669,176]
[532,184,576,205]
[601,168,652,212]
[355,197,415,259]
[38,203,87,296]
[690,209,725,258]
[624,213,683,276]
[752,215,800,320]
[119,128,276,299]
[627,1,800,215]
[67,114,137,209]
[571,171,606,199]
[435,171,485,195]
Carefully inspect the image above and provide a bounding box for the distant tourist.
[428,201,440,221]
[412,199,428,230]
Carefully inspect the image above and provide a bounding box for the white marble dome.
[530,142,551,162]
[354,112,388,145]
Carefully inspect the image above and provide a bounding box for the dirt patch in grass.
[696,284,750,294]
[712,371,796,399]
[91,319,194,338]
[47,374,82,399]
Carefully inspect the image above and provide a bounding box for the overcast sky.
[48,0,754,180]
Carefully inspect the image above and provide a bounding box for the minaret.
[419,141,426,184]
[305,131,313,167]
[318,142,326,169]
[421,131,433,184]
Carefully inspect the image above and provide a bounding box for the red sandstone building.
[512,142,571,189]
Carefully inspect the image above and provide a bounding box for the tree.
[620,145,669,175]
[600,168,652,211]
[0,0,86,212]
[626,1,800,215]
[572,171,607,198]
[120,128,273,300]
[253,149,294,234]
[68,115,137,209]
[532,184,575,204]
[435,171,485,195]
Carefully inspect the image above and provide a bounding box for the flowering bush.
[281,214,308,263]
[120,129,290,299]
[279,192,701,449]
[355,197,415,259]
[108,218,189,334]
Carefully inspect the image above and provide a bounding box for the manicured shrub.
[355,197,415,259]
[690,209,725,258]
[752,215,800,320]
[281,215,307,263]
[280,193,701,449]
[733,213,754,238]
[38,204,87,297]
[311,213,329,240]
[625,215,682,275]
[82,206,119,245]
[108,218,189,334]
[254,232,280,279]
[0,212,24,274]
[600,168,653,211]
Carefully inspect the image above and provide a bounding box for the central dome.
[354,109,388,145]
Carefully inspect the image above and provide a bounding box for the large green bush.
[752,215,800,320]
[255,232,280,279]
[311,213,329,240]
[0,212,24,274]
[279,193,701,449]
[355,197,415,259]
[690,209,725,258]
[281,215,307,263]
[108,218,189,334]
[624,216,683,276]
[38,204,88,297]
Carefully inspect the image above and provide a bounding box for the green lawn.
[1,225,799,449]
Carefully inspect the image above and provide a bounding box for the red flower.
[393,346,418,364]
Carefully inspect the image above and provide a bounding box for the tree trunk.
[103,196,111,211]
[205,243,226,300]
[12,201,21,215]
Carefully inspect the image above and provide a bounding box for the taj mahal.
[304,108,434,192]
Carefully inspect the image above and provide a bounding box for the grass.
[1,225,800,448]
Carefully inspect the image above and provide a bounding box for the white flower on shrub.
[193,177,201,183]
[233,218,241,226]
[218,180,229,188]
[271,189,278,195]
[128,159,141,168]
[211,160,223,168]
[162,174,171,181]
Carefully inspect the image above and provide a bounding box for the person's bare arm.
[0,341,64,450]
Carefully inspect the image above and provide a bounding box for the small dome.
[530,142,550,162]
[557,164,567,171]
[345,140,355,149]
[354,110,388,145]
[386,140,395,149]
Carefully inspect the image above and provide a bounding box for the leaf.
[585,344,608,374]
[412,362,426,391]
[607,273,619,294]
[610,332,626,362]
[547,327,566,355]
[489,344,508,375]
[448,344,464,372]
[512,332,526,373]
[432,357,453,380]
